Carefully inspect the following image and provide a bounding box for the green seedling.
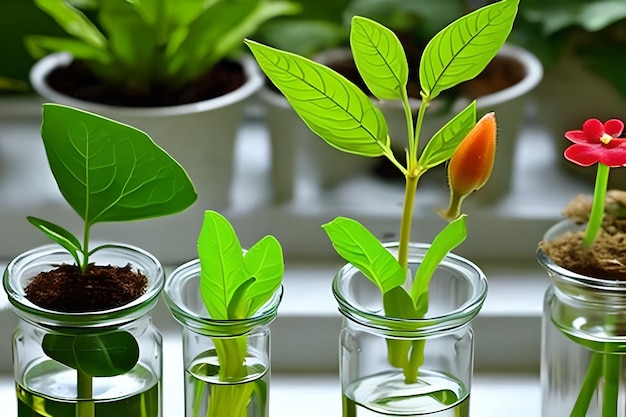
[247,0,518,384]
[195,210,284,417]
[28,103,197,272]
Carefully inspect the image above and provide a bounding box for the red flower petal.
[565,130,594,144]
[604,119,624,137]
[597,142,626,166]
[564,144,600,167]
[582,118,604,140]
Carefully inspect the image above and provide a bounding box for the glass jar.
[332,243,487,417]
[164,259,283,417]
[538,220,626,417]
[2,243,164,417]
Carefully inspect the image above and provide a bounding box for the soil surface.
[46,59,246,107]
[25,263,148,312]
[540,190,626,279]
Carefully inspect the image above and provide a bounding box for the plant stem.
[584,163,610,247]
[81,225,91,273]
[397,94,430,270]
[208,337,254,417]
[76,369,94,417]
[602,353,620,417]
[571,352,602,417]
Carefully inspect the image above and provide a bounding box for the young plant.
[26,0,298,94]
[247,0,516,383]
[26,103,197,417]
[556,117,626,417]
[196,210,284,417]
[28,103,198,272]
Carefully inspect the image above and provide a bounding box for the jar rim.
[2,243,164,328]
[538,219,626,292]
[164,259,283,337]
[332,242,487,336]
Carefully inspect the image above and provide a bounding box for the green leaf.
[246,39,390,157]
[418,101,477,170]
[322,217,405,294]
[26,216,83,266]
[243,235,284,315]
[98,0,158,88]
[419,0,519,99]
[167,0,298,84]
[227,277,256,319]
[34,0,108,49]
[43,331,139,377]
[40,104,198,227]
[350,16,408,101]
[24,36,111,63]
[411,215,468,307]
[197,210,245,320]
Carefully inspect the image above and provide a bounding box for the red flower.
[564,118,626,167]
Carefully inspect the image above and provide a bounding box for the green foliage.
[29,104,197,271]
[249,1,516,305]
[26,0,298,93]
[322,217,406,294]
[197,210,284,320]
[42,330,139,377]
[514,0,626,98]
[248,1,516,382]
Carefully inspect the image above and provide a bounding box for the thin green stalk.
[571,352,603,417]
[602,353,620,417]
[81,225,91,273]
[397,93,430,270]
[584,163,610,247]
[76,369,94,417]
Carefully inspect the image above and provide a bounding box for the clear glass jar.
[2,243,164,417]
[164,259,283,417]
[538,220,626,417]
[332,243,487,417]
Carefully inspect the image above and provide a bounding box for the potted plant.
[257,0,542,202]
[164,210,284,417]
[247,0,516,414]
[25,0,297,214]
[537,118,626,416]
[2,103,197,417]
[513,0,626,185]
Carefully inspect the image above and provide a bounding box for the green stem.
[81,225,91,273]
[584,163,610,247]
[208,337,253,417]
[602,353,620,417]
[76,369,94,417]
[571,352,603,417]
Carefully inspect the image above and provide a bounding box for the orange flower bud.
[437,112,497,221]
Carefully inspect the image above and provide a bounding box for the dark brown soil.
[46,59,246,107]
[25,263,147,312]
[540,191,626,279]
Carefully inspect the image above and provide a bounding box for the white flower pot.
[30,52,263,210]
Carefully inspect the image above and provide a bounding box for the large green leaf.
[34,0,107,49]
[24,36,111,63]
[418,101,476,170]
[419,0,519,99]
[322,217,405,294]
[350,16,408,101]
[42,331,139,377]
[243,235,284,315]
[197,210,245,320]
[40,104,197,227]
[411,215,468,308]
[246,39,390,157]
